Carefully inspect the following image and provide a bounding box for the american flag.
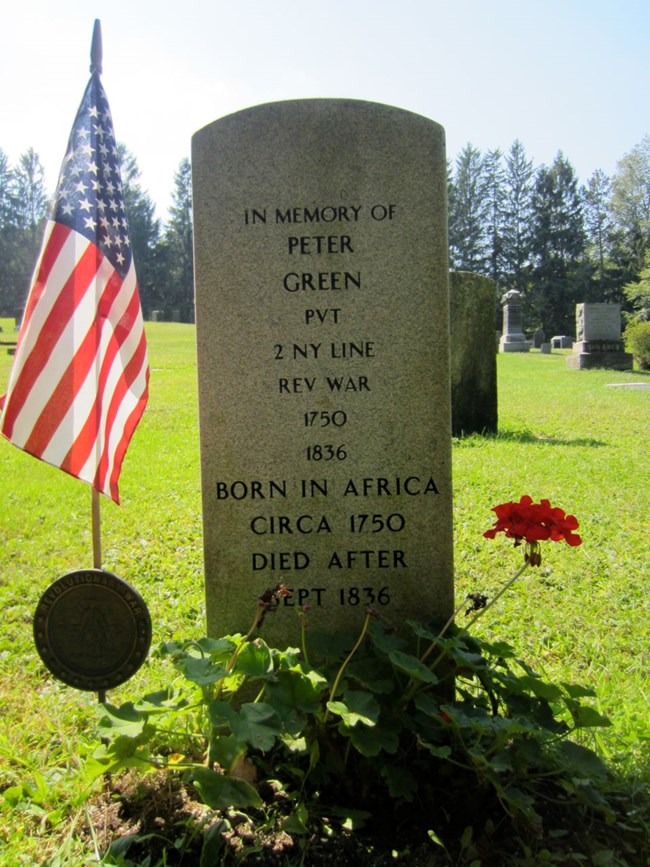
[0,72,149,504]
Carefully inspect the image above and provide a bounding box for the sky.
[1,0,648,219]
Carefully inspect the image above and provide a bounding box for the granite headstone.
[192,99,454,643]
[499,289,531,352]
[449,271,498,435]
[567,303,633,370]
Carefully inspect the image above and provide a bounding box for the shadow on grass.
[454,429,609,447]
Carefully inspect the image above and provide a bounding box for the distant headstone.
[499,289,531,352]
[533,328,546,349]
[192,99,454,643]
[540,342,551,354]
[150,310,163,322]
[551,335,572,349]
[449,271,498,435]
[566,303,633,370]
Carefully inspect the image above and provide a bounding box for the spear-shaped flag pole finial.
[90,19,102,75]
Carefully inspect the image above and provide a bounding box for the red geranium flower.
[483,495,582,548]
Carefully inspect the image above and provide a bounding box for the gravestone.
[498,289,531,352]
[192,99,454,644]
[533,328,546,349]
[449,271,498,435]
[566,303,633,370]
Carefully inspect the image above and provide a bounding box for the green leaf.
[192,766,262,809]
[388,650,439,685]
[349,719,400,756]
[367,621,407,654]
[280,734,308,754]
[107,832,157,861]
[347,655,395,694]
[381,764,418,800]
[235,703,283,750]
[420,741,452,759]
[271,645,302,668]
[208,699,238,731]
[567,703,612,729]
[210,701,282,751]
[555,740,609,780]
[406,620,441,642]
[281,804,309,835]
[497,785,540,821]
[478,638,516,659]
[161,636,237,665]
[175,655,229,686]
[517,674,563,701]
[413,691,441,717]
[233,639,274,677]
[86,742,154,779]
[97,702,148,739]
[134,688,188,714]
[209,733,246,772]
[560,681,597,699]
[200,819,230,867]
[265,667,327,718]
[328,807,371,830]
[326,690,379,727]
[592,851,616,866]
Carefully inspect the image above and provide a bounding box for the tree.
[0,149,19,313]
[501,140,534,293]
[529,153,588,335]
[448,143,489,273]
[623,250,650,322]
[118,144,162,313]
[14,148,48,241]
[163,158,194,316]
[483,149,506,286]
[0,148,14,227]
[3,148,49,314]
[609,135,650,279]
[582,169,612,296]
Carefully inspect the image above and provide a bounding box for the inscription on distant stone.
[568,303,632,370]
[192,100,453,642]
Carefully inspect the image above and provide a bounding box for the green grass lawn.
[0,321,648,863]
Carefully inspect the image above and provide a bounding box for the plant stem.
[419,598,472,666]
[300,613,311,668]
[213,602,265,705]
[324,610,373,721]
[464,558,530,632]
[402,556,532,705]
[425,558,531,677]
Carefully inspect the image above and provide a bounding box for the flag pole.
[90,19,103,575]
[92,488,102,569]
[92,487,105,703]
[91,19,106,704]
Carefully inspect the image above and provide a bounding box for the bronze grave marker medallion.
[33,569,151,691]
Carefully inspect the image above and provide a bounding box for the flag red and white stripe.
[0,73,148,504]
